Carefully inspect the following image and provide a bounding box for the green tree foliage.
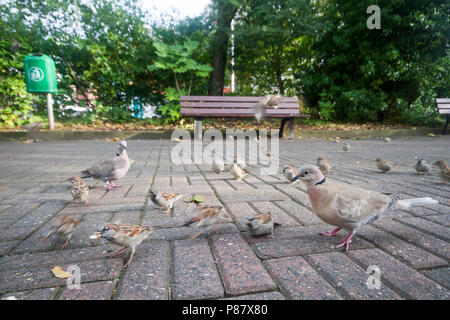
[301,0,450,124]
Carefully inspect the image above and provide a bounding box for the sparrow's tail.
[396,197,438,210]
[80,170,93,179]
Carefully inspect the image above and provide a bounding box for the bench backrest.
[437,98,450,115]
[180,96,300,117]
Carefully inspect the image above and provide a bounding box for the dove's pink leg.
[319,227,342,237]
[336,232,355,251]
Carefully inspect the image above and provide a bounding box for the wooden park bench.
[437,98,450,134]
[180,96,310,139]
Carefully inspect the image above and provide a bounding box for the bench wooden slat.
[181,108,306,117]
[180,101,299,109]
[181,96,298,103]
[438,110,450,114]
[436,98,450,103]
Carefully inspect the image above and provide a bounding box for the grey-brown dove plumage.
[291,165,438,250]
[81,141,131,190]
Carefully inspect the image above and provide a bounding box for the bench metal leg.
[289,118,294,139]
[443,116,449,135]
[279,118,288,138]
[194,118,203,140]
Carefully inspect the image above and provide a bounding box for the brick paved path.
[0,136,449,300]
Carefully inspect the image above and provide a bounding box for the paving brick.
[222,291,286,300]
[0,226,37,241]
[116,241,170,300]
[253,235,374,259]
[0,259,122,294]
[373,219,450,261]
[173,238,224,299]
[347,249,450,299]
[357,225,447,269]
[58,281,115,300]
[265,256,342,299]
[9,201,65,229]
[210,233,277,296]
[396,217,450,241]
[305,252,401,300]
[0,244,117,271]
[0,240,19,256]
[423,214,450,226]
[422,267,450,289]
[1,287,56,300]
[147,223,239,241]
[274,200,321,225]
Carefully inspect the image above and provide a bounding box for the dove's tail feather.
[396,197,438,210]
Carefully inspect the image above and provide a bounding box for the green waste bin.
[23,53,58,94]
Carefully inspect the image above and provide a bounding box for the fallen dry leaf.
[51,266,72,279]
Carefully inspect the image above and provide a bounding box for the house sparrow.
[89,223,160,267]
[247,212,279,237]
[384,137,391,143]
[263,147,271,157]
[254,95,282,122]
[433,160,450,184]
[317,157,332,175]
[67,176,89,204]
[229,162,249,180]
[414,158,432,175]
[183,205,229,240]
[282,165,297,183]
[81,140,131,190]
[342,142,350,152]
[41,214,80,249]
[375,158,397,173]
[236,156,247,170]
[149,191,184,213]
[212,157,225,174]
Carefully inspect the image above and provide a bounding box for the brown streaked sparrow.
[67,176,89,204]
[183,204,229,240]
[317,157,332,175]
[149,190,184,213]
[342,142,350,152]
[89,223,160,267]
[212,157,225,174]
[375,158,397,173]
[434,160,450,184]
[229,161,249,180]
[414,158,432,175]
[247,212,279,237]
[282,165,297,183]
[41,214,81,249]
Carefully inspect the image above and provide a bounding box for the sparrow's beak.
[290,174,302,182]
[89,231,102,240]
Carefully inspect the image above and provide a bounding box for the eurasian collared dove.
[414,158,432,175]
[254,95,282,122]
[81,141,131,190]
[291,165,438,250]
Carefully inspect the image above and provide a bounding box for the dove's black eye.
[304,171,309,175]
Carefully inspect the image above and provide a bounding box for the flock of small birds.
[42,138,447,267]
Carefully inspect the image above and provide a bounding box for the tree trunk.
[208,0,238,96]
